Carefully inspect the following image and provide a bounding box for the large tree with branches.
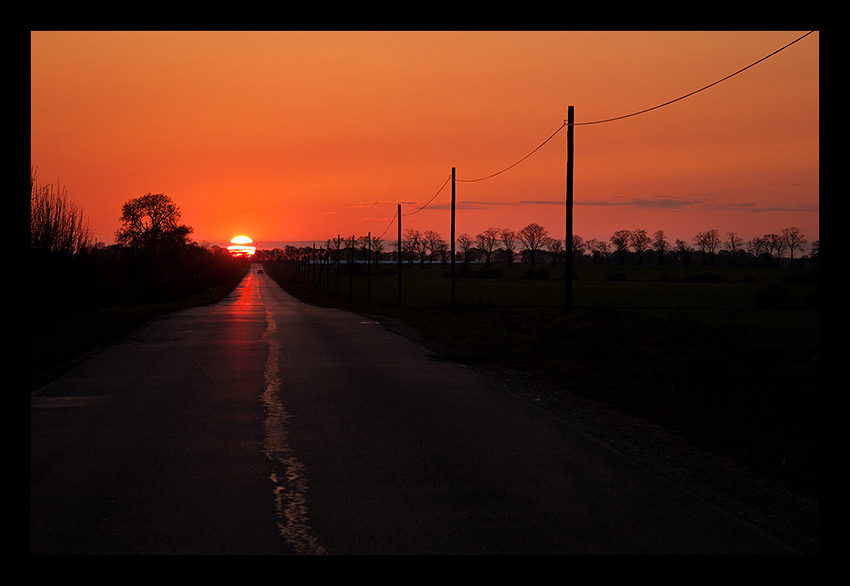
[518,223,550,266]
[115,193,193,258]
[476,227,501,267]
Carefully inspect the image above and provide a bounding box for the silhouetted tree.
[610,230,631,265]
[371,235,384,264]
[587,239,610,265]
[424,230,443,265]
[629,229,651,265]
[724,231,744,266]
[547,238,563,266]
[345,234,357,270]
[476,227,501,267]
[500,228,518,266]
[693,229,721,265]
[115,193,192,259]
[782,227,807,266]
[457,233,475,264]
[414,233,429,267]
[359,234,383,268]
[765,233,787,266]
[435,238,449,267]
[358,234,371,262]
[403,228,420,264]
[519,223,550,266]
[675,239,694,265]
[651,230,670,266]
[746,236,767,266]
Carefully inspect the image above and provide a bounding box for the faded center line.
[261,305,326,555]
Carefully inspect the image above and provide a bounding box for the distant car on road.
[257,269,264,274]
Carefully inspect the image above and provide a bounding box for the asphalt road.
[31,264,797,554]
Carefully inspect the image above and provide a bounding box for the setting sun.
[227,235,256,258]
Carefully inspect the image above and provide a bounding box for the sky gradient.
[31,31,819,252]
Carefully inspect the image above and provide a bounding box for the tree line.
[256,223,819,269]
[31,169,247,320]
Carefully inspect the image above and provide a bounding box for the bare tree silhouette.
[519,223,550,266]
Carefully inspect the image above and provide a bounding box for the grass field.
[30,268,248,392]
[264,260,819,497]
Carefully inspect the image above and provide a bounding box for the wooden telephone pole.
[366,230,371,306]
[397,204,402,308]
[451,167,456,305]
[566,105,575,310]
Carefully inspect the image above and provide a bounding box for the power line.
[403,174,452,215]
[456,122,566,183]
[375,174,451,239]
[574,30,815,127]
[376,210,397,240]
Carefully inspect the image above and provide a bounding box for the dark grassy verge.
[30,268,248,392]
[264,260,819,498]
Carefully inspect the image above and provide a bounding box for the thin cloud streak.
[576,196,709,209]
[413,196,819,215]
[714,202,819,213]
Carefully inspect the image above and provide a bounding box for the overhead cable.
[375,174,451,238]
[377,210,397,240]
[574,30,816,126]
[456,122,566,183]
[403,174,452,215]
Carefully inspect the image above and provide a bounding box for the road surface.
[31,264,797,554]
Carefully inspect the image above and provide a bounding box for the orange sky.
[31,31,819,252]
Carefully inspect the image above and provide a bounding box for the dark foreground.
[32,266,807,554]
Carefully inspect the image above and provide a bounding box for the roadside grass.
[264,260,819,497]
[30,270,248,392]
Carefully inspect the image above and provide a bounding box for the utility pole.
[451,167,456,306]
[397,204,402,308]
[366,230,371,306]
[565,105,575,311]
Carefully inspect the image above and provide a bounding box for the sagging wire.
[574,31,816,127]
[376,210,397,240]
[403,174,452,215]
[455,122,566,183]
[375,174,452,239]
